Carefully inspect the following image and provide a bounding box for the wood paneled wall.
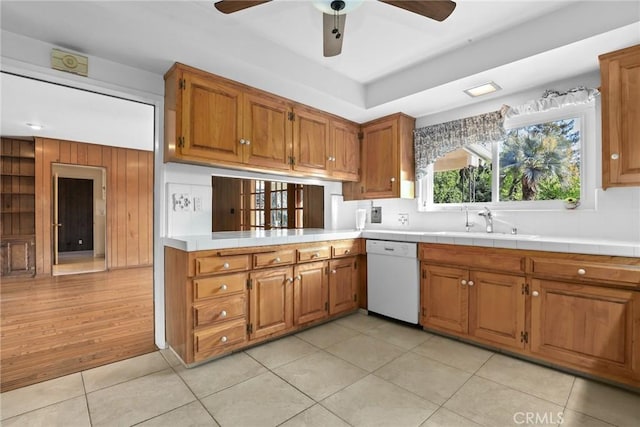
[35,138,153,274]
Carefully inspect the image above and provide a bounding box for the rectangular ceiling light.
[464,81,501,98]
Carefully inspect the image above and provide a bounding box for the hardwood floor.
[0,267,156,392]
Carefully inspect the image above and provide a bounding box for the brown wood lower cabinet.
[421,264,525,350]
[294,261,328,325]
[329,257,358,315]
[419,243,640,388]
[249,266,293,340]
[530,279,638,380]
[165,239,362,365]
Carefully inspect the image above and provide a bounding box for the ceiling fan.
[214,0,456,57]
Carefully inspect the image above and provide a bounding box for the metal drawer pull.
[295,275,301,281]
[286,277,294,283]
[611,153,619,160]
[220,336,228,343]
[467,280,474,286]
[344,249,350,254]
[223,262,230,269]
[532,291,540,297]
[312,252,320,258]
[220,310,227,318]
[274,257,281,263]
[577,268,586,275]
[220,284,228,291]
[461,280,467,286]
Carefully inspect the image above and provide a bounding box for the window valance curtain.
[413,109,506,179]
[504,86,599,119]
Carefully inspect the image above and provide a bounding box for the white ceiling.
[1,0,639,123]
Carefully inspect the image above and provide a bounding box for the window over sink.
[418,103,596,211]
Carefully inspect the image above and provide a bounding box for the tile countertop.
[164,228,640,257]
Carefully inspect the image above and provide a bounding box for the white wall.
[336,72,640,243]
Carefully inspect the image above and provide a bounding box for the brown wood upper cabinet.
[329,118,360,181]
[291,105,330,175]
[165,63,291,172]
[164,63,360,181]
[600,44,640,189]
[344,113,415,200]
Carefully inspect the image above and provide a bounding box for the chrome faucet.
[478,207,493,233]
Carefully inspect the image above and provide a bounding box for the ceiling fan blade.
[379,0,456,22]
[323,12,346,57]
[214,0,271,14]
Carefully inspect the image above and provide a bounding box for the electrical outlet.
[172,193,191,211]
[78,239,83,245]
[398,213,409,226]
[371,206,382,223]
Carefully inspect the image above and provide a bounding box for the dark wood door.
[58,178,93,252]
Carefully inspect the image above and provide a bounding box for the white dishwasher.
[366,240,420,324]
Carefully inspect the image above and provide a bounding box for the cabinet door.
[330,119,360,181]
[243,91,292,171]
[421,265,468,334]
[180,72,244,163]
[468,271,525,350]
[293,261,328,325]
[249,267,293,340]
[292,106,330,175]
[530,279,637,378]
[600,45,640,188]
[361,118,397,198]
[328,257,357,315]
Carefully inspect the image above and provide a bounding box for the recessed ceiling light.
[464,82,501,98]
[26,123,43,130]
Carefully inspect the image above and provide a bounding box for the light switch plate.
[371,206,382,223]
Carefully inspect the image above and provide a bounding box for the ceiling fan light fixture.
[312,0,363,15]
[464,81,502,98]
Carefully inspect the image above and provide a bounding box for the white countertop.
[164,228,640,257]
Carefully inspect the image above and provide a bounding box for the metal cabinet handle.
[532,291,540,297]
[245,140,251,145]
[331,269,337,274]
[239,139,246,145]
[577,268,586,275]
[295,275,302,281]
[312,252,320,258]
[390,177,396,182]
[461,280,467,286]
[468,280,474,286]
[274,257,281,263]
[220,336,228,343]
[611,153,619,160]
[286,277,294,283]
[223,262,230,269]
[220,310,227,318]
[344,249,350,254]
[220,284,228,291]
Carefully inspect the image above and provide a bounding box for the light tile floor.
[1,312,639,427]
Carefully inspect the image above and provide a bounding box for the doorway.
[52,164,106,275]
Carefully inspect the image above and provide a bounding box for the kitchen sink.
[421,231,539,240]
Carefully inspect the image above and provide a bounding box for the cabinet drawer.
[298,246,331,262]
[420,244,525,274]
[195,254,250,276]
[193,273,247,300]
[332,240,361,258]
[194,318,247,360]
[253,249,295,269]
[531,257,640,286]
[194,294,246,327]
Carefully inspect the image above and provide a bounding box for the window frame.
[417,103,596,212]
